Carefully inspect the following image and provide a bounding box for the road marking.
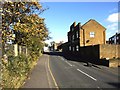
[59,56,64,61]
[48,55,59,90]
[45,57,51,88]
[65,61,73,67]
[77,69,97,81]
[97,86,102,90]
[59,56,73,67]
[97,86,100,88]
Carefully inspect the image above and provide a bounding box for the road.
[22,52,119,89]
[49,52,120,88]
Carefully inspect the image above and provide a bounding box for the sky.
[40,1,119,45]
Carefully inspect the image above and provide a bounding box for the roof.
[81,19,106,30]
[109,33,120,39]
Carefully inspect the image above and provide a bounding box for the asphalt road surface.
[49,52,120,89]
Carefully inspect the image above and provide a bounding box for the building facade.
[109,33,120,44]
[67,19,106,52]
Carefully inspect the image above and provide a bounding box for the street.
[49,52,120,88]
[22,52,120,89]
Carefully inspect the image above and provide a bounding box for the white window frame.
[69,46,71,51]
[117,36,119,40]
[76,31,79,38]
[90,32,95,37]
[76,45,79,51]
[72,35,74,41]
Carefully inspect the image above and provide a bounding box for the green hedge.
[1,53,40,89]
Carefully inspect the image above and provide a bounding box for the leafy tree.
[1,0,50,88]
[1,0,49,55]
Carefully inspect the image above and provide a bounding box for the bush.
[2,53,40,89]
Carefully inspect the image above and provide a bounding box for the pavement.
[21,54,57,89]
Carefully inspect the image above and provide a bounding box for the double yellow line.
[48,55,59,90]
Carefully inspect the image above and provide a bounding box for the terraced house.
[66,19,106,52]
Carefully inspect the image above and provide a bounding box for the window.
[117,36,119,40]
[76,45,79,51]
[112,37,114,41]
[73,47,75,51]
[90,32,95,37]
[72,27,74,31]
[69,46,71,51]
[72,35,74,41]
[76,31,79,38]
[68,36,71,41]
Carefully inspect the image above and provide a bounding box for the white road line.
[77,69,97,81]
[59,56,73,67]
[60,57,64,61]
[97,86,102,90]
[97,87,100,88]
[65,61,73,66]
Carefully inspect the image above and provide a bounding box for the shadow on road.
[43,51,104,68]
[107,82,120,88]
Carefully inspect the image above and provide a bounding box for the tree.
[1,0,49,55]
[1,1,50,88]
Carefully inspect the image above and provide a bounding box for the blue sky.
[40,2,119,44]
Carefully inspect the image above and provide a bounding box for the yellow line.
[45,58,51,88]
[48,55,59,90]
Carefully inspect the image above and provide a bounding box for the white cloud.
[106,12,120,40]
[107,13,120,23]
[107,23,118,31]
[106,23,118,40]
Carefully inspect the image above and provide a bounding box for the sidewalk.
[20,54,55,88]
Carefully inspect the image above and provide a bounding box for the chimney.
[78,22,81,29]
[73,22,76,27]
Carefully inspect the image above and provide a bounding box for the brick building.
[67,19,106,52]
[60,19,120,67]
[109,33,120,44]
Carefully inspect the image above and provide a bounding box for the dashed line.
[97,86,102,90]
[59,56,73,67]
[60,56,65,61]
[77,69,97,81]
[65,61,73,67]
[59,56,97,81]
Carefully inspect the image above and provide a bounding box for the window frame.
[73,46,75,51]
[76,45,79,51]
[76,31,79,38]
[69,46,71,51]
[90,32,95,38]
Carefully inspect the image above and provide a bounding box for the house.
[61,19,120,67]
[109,33,120,44]
[49,41,64,51]
[67,19,106,52]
